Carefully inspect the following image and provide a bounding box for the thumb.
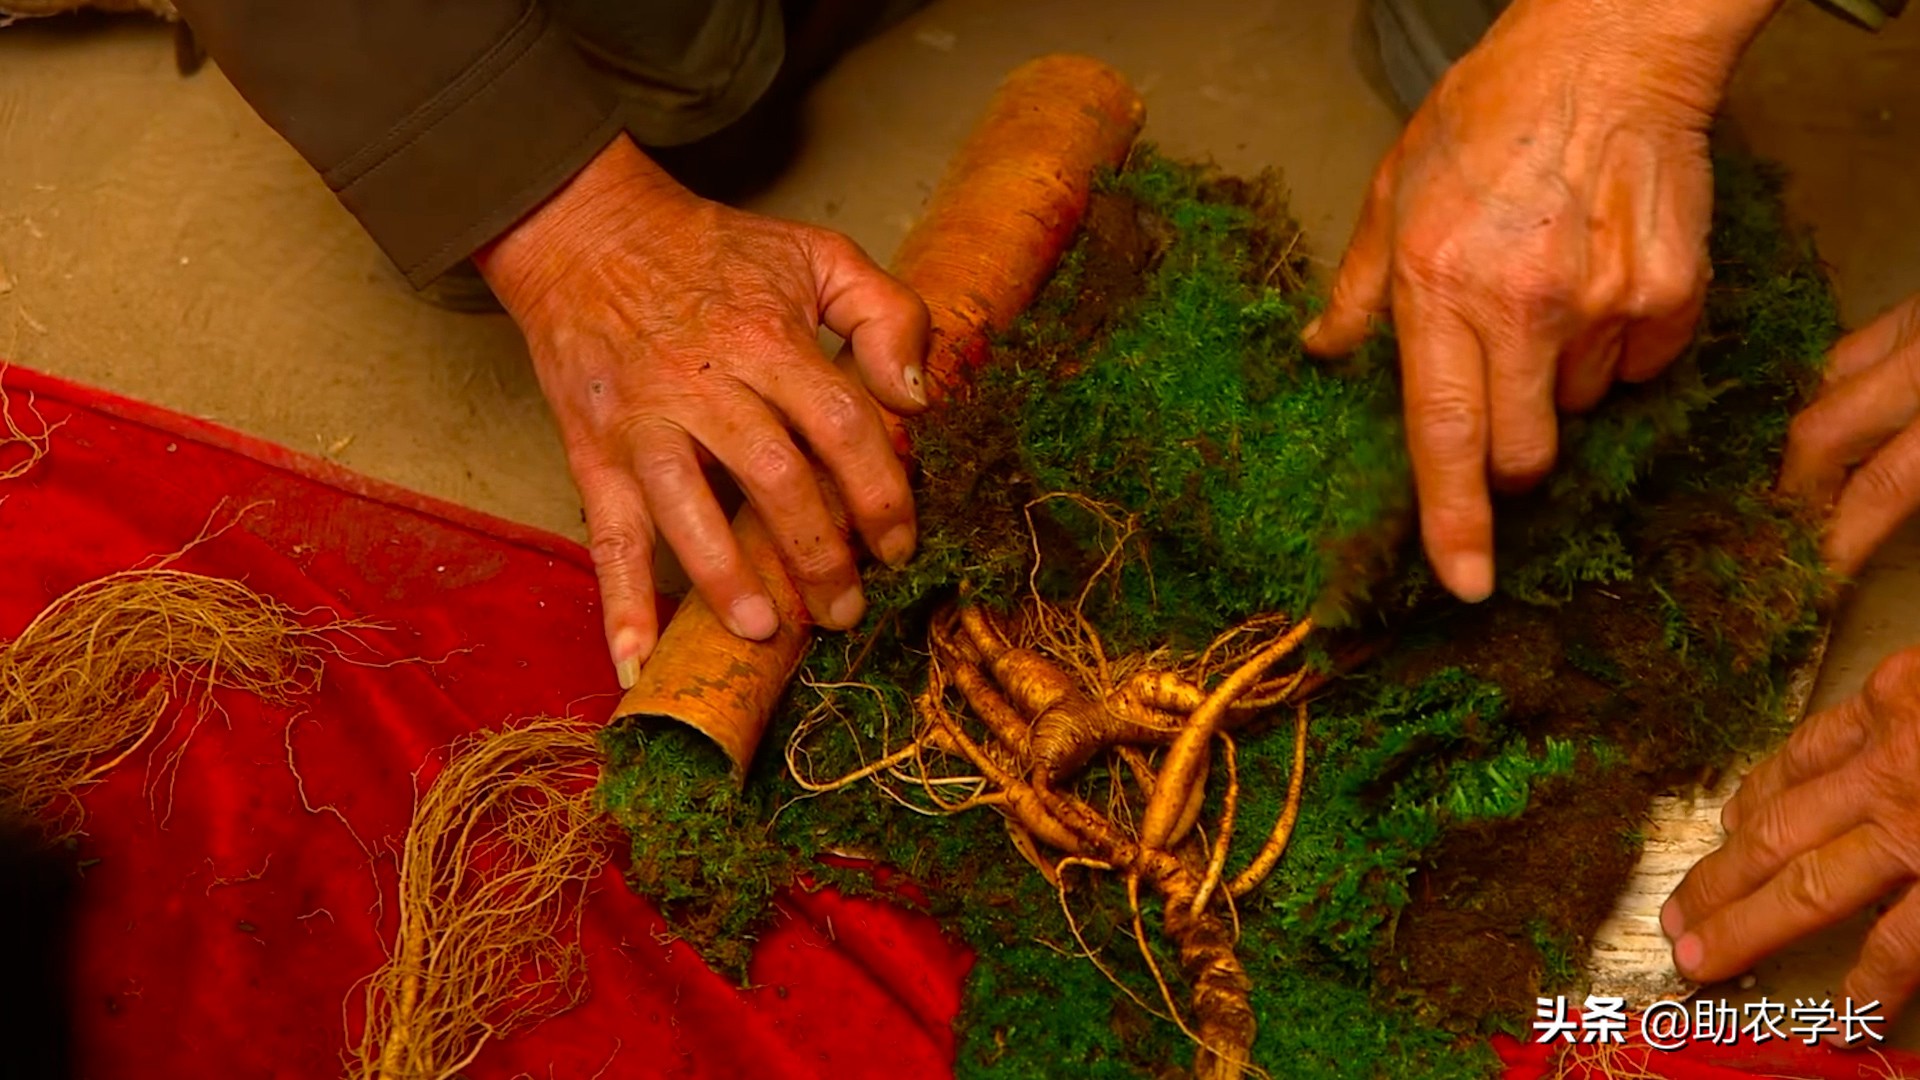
[809,228,933,415]
[1304,167,1396,357]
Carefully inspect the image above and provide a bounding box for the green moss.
[1527,919,1580,994]
[1017,158,1410,641]
[598,721,791,978]
[598,148,1838,1079]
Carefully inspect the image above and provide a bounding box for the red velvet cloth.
[4,363,1915,1079]
[0,366,967,1078]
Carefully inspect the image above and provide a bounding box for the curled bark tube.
[614,54,1146,777]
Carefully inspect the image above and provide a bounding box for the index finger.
[1672,825,1905,985]
[1482,323,1562,496]
[1398,292,1495,602]
[1826,294,1920,386]
[1823,420,1920,578]
[1665,763,1873,937]
[766,340,917,569]
[1781,342,1920,513]
[1303,155,1396,358]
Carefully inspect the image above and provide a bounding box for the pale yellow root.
[1545,1042,1663,1080]
[1189,734,1238,917]
[352,717,610,1080]
[0,368,61,483]
[1126,863,1266,1080]
[1129,871,1207,1052]
[1170,748,1215,850]
[1007,817,1058,886]
[1051,856,1171,1022]
[786,738,924,795]
[780,493,1333,1080]
[1139,618,1315,850]
[1229,702,1310,898]
[0,568,346,832]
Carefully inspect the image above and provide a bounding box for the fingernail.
[1302,316,1322,342]
[878,523,917,568]
[1660,899,1685,940]
[611,626,649,690]
[1443,552,1494,603]
[1720,800,1741,832]
[1674,933,1704,976]
[904,364,929,408]
[827,585,866,630]
[729,594,779,640]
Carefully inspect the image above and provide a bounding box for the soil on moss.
[1364,489,1816,1027]
[1046,190,1164,359]
[1378,770,1654,1025]
[1396,494,1807,764]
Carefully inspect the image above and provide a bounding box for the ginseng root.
[812,596,1323,1078]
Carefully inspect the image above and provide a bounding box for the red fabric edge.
[1,363,593,573]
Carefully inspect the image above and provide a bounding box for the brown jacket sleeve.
[174,0,626,286]
[1814,0,1908,29]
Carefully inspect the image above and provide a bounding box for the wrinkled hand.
[475,136,930,685]
[1305,0,1778,601]
[1782,293,1920,577]
[1664,646,1920,1027]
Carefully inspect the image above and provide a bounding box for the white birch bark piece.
[1584,627,1830,1006]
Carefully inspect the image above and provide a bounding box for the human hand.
[474,136,930,686]
[1305,0,1780,601]
[1781,293,1920,577]
[1663,645,1920,1025]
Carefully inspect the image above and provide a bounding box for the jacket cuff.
[324,7,627,286]
[1812,0,1907,30]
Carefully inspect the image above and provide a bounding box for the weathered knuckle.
[1409,393,1484,456]
[1858,823,1907,867]
[808,383,874,451]
[1864,747,1920,813]
[1513,276,1578,323]
[1492,435,1556,479]
[631,439,692,481]
[1850,455,1920,509]
[587,521,649,573]
[1574,273,1628,322]
[1746,802,1797,865]
[848,475,906,520]
[805,225,865,268]
[1868,648,1920,708]
[1780,732,1826,779]
[1785,408,1838,458]
[1720,788,1750,832]
[742,436,807,491]
[1628,257,1705,318]
[811,224,857,254]
[1779,852,1838,915]
[783,533,849,585]
[1395,243,1467,293]
[1861,910,1920,980]
[888,278,932,328]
